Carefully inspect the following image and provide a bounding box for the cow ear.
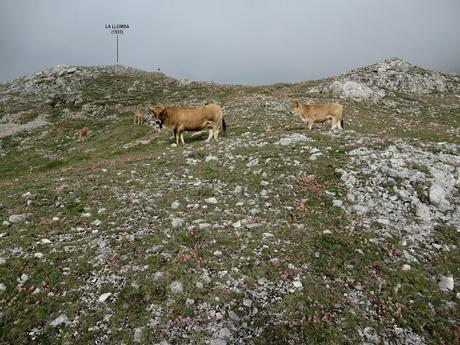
[160,108,167,120]
[294,101,299,107]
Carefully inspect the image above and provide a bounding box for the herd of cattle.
[79,101,344,144]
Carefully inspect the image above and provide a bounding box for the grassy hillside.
[0,65,459,344]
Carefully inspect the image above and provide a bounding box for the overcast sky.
[1,0,459,85]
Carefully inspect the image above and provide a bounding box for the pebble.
[219,327,231,338]
[323,230,332,235]
[0,257,6,265]
[332,200,343,207]
[210,339,227,345]
[293,280,303,288]
[52,217,59,222]
[50,314,69,327]
[2,221,10,227]
[98,292,112,303]
[438,276,454,291]
[169,281,183,294]
[40,238,52,245]
[171,201,180,209]
[205,197,218,204]
[171,218,184,228]
[401,264,411,271]
[186,298,195,305]
[228,310,240,321]
[8,214,26,223]
[213,250,222,256]
[133,327,142,343]
[243,298,253,307]
[34,252,44,258]
[0,283,5,292]
[91,219,102,226]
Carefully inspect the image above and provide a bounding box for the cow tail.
[222,118,227,131]
[341,119,344,129]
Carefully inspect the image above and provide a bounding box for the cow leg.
[206,128,213,142]
[180,132,185,145]
[174,129,179,145]
[213,124,219,139]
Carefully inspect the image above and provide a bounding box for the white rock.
[0,283,5,292]
[213,250,222,256]
[171,201,180,209]
[50,314,69,327]
[196,282,204,289]
[246,158,259,167]
[234,186,243,194]
[228,310,239,321]
[81,212,91,218]
[133,327,142,343]
[171,218,184,228]
[219,327,231,338]
[91,219,102,226]
[205,197,218,204]
[52,217,59,222]
[323,230,332,235]
[34,252,44,258]
[97,208,107,214]
[243,298,253,307]
[40,239,52,245]
[205,155,218,162]
[415,203,431,222]
[2,221,10,227]
[186,298,195,305]
[438,276,454,291]
[169,281,183,294]
[19,273,29,286]
[293,280,303,288]
[277,133,310,146]
[98,292,112,303]
[0,257,6,265]
[8,214,26,223]
[429,183,450,211]
[332,200,343,208]
[401,264,411,271]
[210,339,227,345]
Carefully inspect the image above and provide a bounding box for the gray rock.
[50,314,69,327]
[98,292,112,303]
[228,310,240,321]
[8,214,26,223]
[219,327,231,338]
[277,133,310,146]
[205,197,218,204]
[332,200,343,208]
[438,276,454,291]
[210,339,227,345]
[171,218,184,228]
[0,283,6,292]
[169,281,183,294]
[133,327,142,343]
[429,183,450,211]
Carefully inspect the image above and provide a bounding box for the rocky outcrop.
[311,58,459,100]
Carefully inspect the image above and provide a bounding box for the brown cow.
[290,101,344,130]
[149,103,226,145]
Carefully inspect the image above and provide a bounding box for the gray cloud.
[1,0,459,84]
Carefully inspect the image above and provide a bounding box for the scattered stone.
[277,133,310,146]
[213,250,222,257]
[34,252,44,259]
[210,338,227,345]
[91,219,102,226]
[50,314,69,327]
[8,214,26,223]
[401,264,411,271]
[243,298,253,307]
[205,197,218,204]
[171,218,184,228]
[228,310,240,321]
[205,155,218,162]
[133,327,143,343]
[2,221,10,227]
[171,201,180,209]
[293,280,303,289]
[40,239,52,245]
[438,276,454,291]
[0,283,5,292]
[219,328,231,338]
[19,273,29,286]
[332,200,343,208]
[323,230,332,235]
[0,257,6,265]
[186,298,195,305]
[169,281,183,294]
[98,292,112,303]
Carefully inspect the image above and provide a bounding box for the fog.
[1,0,459,85]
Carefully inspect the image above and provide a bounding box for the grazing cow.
[78,127,91,141]
[134,109,144,125]
[290,100,344,130]
[149,103,226,145]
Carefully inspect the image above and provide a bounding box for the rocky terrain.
[0,59,459,344]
